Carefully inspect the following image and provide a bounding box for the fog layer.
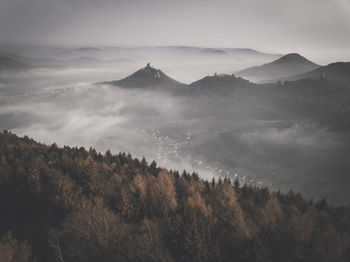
[1,47,350,204]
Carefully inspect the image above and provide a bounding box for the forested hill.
[0,131,349,262]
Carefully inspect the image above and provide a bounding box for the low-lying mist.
[1,47,349,204]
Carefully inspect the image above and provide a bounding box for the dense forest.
[0,131,349,262]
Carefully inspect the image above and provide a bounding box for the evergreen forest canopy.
[0,131,349,262]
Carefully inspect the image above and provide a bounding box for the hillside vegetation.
[0,131,349,262]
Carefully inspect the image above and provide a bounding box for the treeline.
[0,131,349,262]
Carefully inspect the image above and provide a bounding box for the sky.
[0,0,350,56]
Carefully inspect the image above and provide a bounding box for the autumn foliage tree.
[0,131,349,262]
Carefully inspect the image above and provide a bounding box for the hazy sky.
[0,0,350,55]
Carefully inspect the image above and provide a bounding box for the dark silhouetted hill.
[189,73,252,94]
[103,64,185,89]
[283,62,350,87]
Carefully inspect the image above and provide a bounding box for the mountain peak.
[274,53,317,65]
[137,63,162,78]
[103,63,184,89]
[236,53,320,82]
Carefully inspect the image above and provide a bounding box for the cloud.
[0,0,349,60]
[240,123,338,151]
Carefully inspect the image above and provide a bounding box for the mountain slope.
[236,53,320,82]
[283,62,350,87]
[103,63,185,88]
[0,131,349,262]
[0,57,31,71]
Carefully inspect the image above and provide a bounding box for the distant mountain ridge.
[74,47,102,52]
[1,54,135,68]
[236,53,320,82]
[200,48,227,55]
[102,59,350,92]
[164,46,281,59]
